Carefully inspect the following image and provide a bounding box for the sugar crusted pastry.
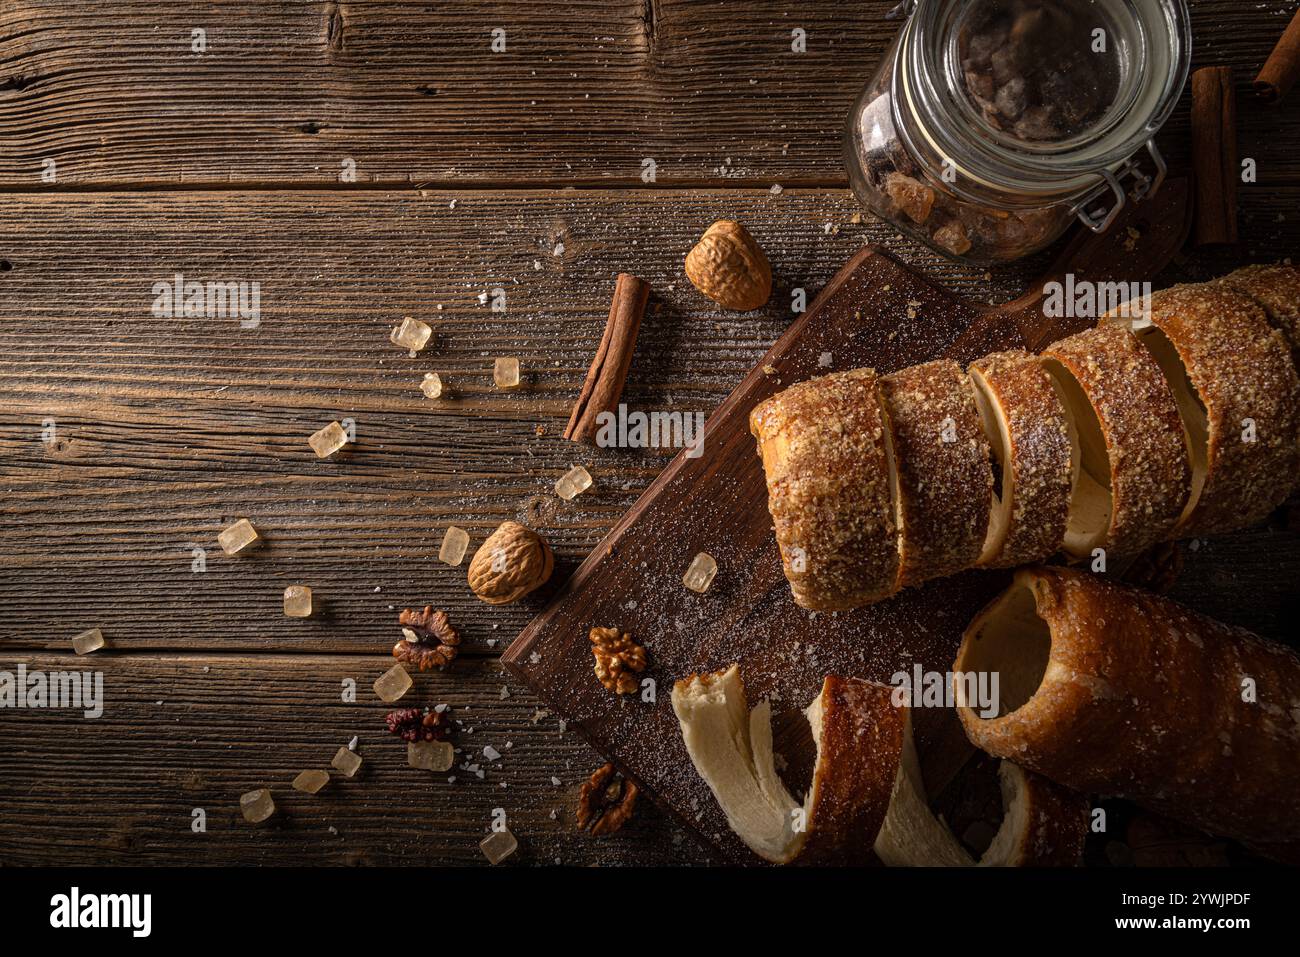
[749,369,900,611]
[955,566,1300,855]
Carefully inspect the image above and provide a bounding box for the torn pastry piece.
[750,369,900,611]
[955,566,1300,853]
[1216,262,1300,363]
[874,709,1087,867]
[968,351,1073,568]
[1040,325,1190,559]
[671,666,903,865]
[879,360,993,587]
[1104,285,1300,535]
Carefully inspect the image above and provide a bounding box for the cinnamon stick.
[1191,66,1238,247]
[564,273,650,445]
[1255,8,1300,104]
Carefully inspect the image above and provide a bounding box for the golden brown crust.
[801,676,906,865]
[956,566,1300,849]
[1041,326,1190,558]
[1217,263,1300,362]
[968,351,1073,568]
[1131,285,1300,534]
[749,369,899,611]
[987,764,1089,867]
[880,360,993,587]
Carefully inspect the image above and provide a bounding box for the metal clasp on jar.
[886,0,918,21]
[1074,139,1168,235]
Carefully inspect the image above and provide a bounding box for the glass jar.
[845,0,1191,264]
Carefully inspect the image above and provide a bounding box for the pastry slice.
[1040,325,1190,559]
[968,351,1073,568]
[750,369,900,611]
[955,566,1300,854]
[873,709,1088,867]
[1217,262,1300,363]
[671,666,903,865]
[879,360,993,587]
[1105,284,1300,534]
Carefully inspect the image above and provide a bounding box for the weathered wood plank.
[0,653,707,865]
[1,1,1297,188]
[2,188,1296,656]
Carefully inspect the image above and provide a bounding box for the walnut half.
[589,627,646,695]
[393,606,461,671]
[577,763,639,836]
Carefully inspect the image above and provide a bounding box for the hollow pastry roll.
[955,566,1300,854]
[968,351,1073,568]
[1105,284,1300,535]
[880,360,993,588]
[750,369,900,611]
[1040,325,1190,559]
[1217,262,1300,363]
[672,666,903,865]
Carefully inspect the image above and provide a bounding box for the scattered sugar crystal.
[348,735,358,750]
[439,526,470,565]
[480,829,517,865]
[373,664,412,702]
[683,552,718,593]
[408,740,455,772]
[308,421,350,458]
[332,746,363,778]
[292,769,329,794]
[551,776,561,786]
[483,745,501,761]
[72,628,105,655]
[390,316,433,354]
[420,372,444,399]
[554,465,593,501]
[493,357,521,389]
[217,518,259,555]
[283,585,313,618]
[240,788,275,824]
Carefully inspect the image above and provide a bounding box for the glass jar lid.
[897,0,1191,203]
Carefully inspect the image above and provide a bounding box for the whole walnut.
[467,521,554,604]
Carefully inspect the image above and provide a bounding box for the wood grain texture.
[0,654,708,865]
[0,1,1298,188]
[3,0,1300,867]
[501,184,1298,864]
[0,188,1029,654]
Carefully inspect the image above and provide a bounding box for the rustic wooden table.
[2,1,1298,867]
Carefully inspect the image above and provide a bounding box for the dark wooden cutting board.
[503,180,1193,864]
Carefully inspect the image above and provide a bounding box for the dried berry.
[577,763,639,836]
[393,606,461,671]
[589,627,646,695]
[385,706,453,742]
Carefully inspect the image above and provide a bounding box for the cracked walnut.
[589,627,646,694]
[393,606,461,671]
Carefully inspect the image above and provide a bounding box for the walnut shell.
[684,220,772,311]
[467,521,554,604]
